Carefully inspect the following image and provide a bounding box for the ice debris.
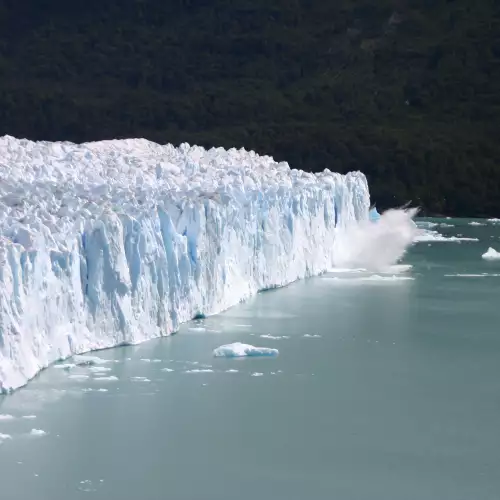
[213,342,279,357]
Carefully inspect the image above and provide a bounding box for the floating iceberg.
[213,342,279,358]
[29,429,47,436]
[482,247,500,260]
[0,136,368,391]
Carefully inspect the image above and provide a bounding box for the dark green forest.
[0,0,499,215]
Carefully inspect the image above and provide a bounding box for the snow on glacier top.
[0,135,365,254]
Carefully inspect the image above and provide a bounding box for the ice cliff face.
[0,136,369,391]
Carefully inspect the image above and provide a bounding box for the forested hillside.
[0,0,499,215]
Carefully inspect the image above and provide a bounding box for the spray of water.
[332,207,419,272]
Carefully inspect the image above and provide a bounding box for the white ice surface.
[213,342,279,358]
[482,247,500,260]
[29,429,47,436]
[0,136,368,391]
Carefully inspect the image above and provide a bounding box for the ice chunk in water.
[482,247,500,260]
[213,342,279,358]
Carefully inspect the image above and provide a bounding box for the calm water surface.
[1,218,500,500]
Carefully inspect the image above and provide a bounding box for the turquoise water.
[1,218,500,500]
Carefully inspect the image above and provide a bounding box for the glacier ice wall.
[0,136,369,391]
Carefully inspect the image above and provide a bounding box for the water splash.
[332,208,418,272]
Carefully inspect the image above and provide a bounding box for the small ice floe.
[189,327,206,332]
[260,334,289,340]
[213,342,278,358]
[488,218,500,223]
[482,247,500,260]
[357,275,414,282]
[22,415,37,420]
[251,372,264,377]
[0,414,15,421]
[88,366,112,373]
[73,355,110,366]
[415,231,478,243]
[77,480,97,493]
[82,388,108,393]
[225,369,239,373]
[160,368,174,373]
[93,376,119,382]
[445,273,486,278]
[131,376,151,382]
[303,334,322,338]
[30,429,47,437]
[68,374,90,381]
[184,369,214,374]
[0,433,12,442]
[54,363,76,371]
[469,221,485,226]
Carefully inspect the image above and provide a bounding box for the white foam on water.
[416,221,438,228]
[328,264,412,275]
[323,275,414,283]
[328,268,365,274]
[357,275,414,282]
[213,342,279,358]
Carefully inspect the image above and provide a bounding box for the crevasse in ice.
[0,136,369,391]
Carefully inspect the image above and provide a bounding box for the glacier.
[0,135,369,392]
